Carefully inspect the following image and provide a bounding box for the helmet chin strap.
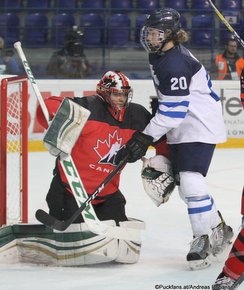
[157,40,168,53]
[157,30,173,53]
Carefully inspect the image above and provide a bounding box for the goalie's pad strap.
[44,98,91,156]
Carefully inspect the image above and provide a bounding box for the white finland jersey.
[143,44,227,144]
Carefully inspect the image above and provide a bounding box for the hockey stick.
[14,42,141,241]
[208,0,244,48]
[230,273,244,290]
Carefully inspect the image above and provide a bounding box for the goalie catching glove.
[141,155,175,206]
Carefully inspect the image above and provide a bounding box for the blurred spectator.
[0,37,20,75]
[46,26,91,79]
[213,38,243,80]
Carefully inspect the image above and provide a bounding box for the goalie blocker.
[43,98,91,157]
[141,155,175,206]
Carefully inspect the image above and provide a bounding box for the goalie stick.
[208,0,244,48]
[14,42,142,241]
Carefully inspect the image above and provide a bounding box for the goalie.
[36,70,168,264]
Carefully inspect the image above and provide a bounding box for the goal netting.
[0,76,28,226]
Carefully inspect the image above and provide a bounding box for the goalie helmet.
[96,70,133,122]
[140,8,181,53]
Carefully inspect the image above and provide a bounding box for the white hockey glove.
[141,155,175,207]
[44,98,90,157]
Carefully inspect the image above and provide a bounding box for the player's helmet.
[96,70,133,121]
[140,8,181,53]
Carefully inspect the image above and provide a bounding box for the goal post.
[0,76,28,226]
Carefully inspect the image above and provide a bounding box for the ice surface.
[1,148,244,290]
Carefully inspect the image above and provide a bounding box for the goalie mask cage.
[0,76,28,226]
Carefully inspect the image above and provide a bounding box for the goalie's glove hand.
[141,155,175,206]
[116,131,153,163]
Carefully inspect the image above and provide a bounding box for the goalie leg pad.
[44,98,90,156]
[0,222,118,266]
[115,219,145,264]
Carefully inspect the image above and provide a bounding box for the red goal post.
[0,76,28,226]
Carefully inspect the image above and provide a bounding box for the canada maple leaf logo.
[94,130,123,165]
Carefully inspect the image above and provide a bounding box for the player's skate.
[212,272,235,290]
[186,235,211,270]
[211,212,234,257]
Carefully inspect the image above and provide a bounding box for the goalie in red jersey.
[37,70,171,227]
[212,68,244,290]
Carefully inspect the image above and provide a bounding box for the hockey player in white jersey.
[116,8,234,270]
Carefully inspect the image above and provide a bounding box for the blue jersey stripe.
[158,108,187,118]
[159,101,189,108]
[188,203,213,214]
[187,196,211,202]
[207,76,220,101]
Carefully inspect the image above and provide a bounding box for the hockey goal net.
[0,76,28,226]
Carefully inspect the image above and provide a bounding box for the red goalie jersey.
[37,95,168,204]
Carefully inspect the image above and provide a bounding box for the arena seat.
[219,30,238,46]
[24,13,48,47]
[164,0,188,11]
[220,0,241,11]
[0,0,21,9]
[219,11,242,45]
[108,14,131,46]
[25,0,50,9]
[110,0,133,11]
[51,13,76,46]
[191,0,215,10]
[136,0,159,13]
[82,0,105,11]
[135,14,147,44]
[0,13,20,47]
[54,0,78,11]
[180,15,188,30]
[80,13,104,46]
[191,15,215,47]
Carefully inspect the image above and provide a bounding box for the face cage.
[140,26,166,53]
[108,88,133,107]
[106,88,133,122]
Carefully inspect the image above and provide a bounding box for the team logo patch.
[94,130,124,165]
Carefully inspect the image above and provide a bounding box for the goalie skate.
[187,235,211,270]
